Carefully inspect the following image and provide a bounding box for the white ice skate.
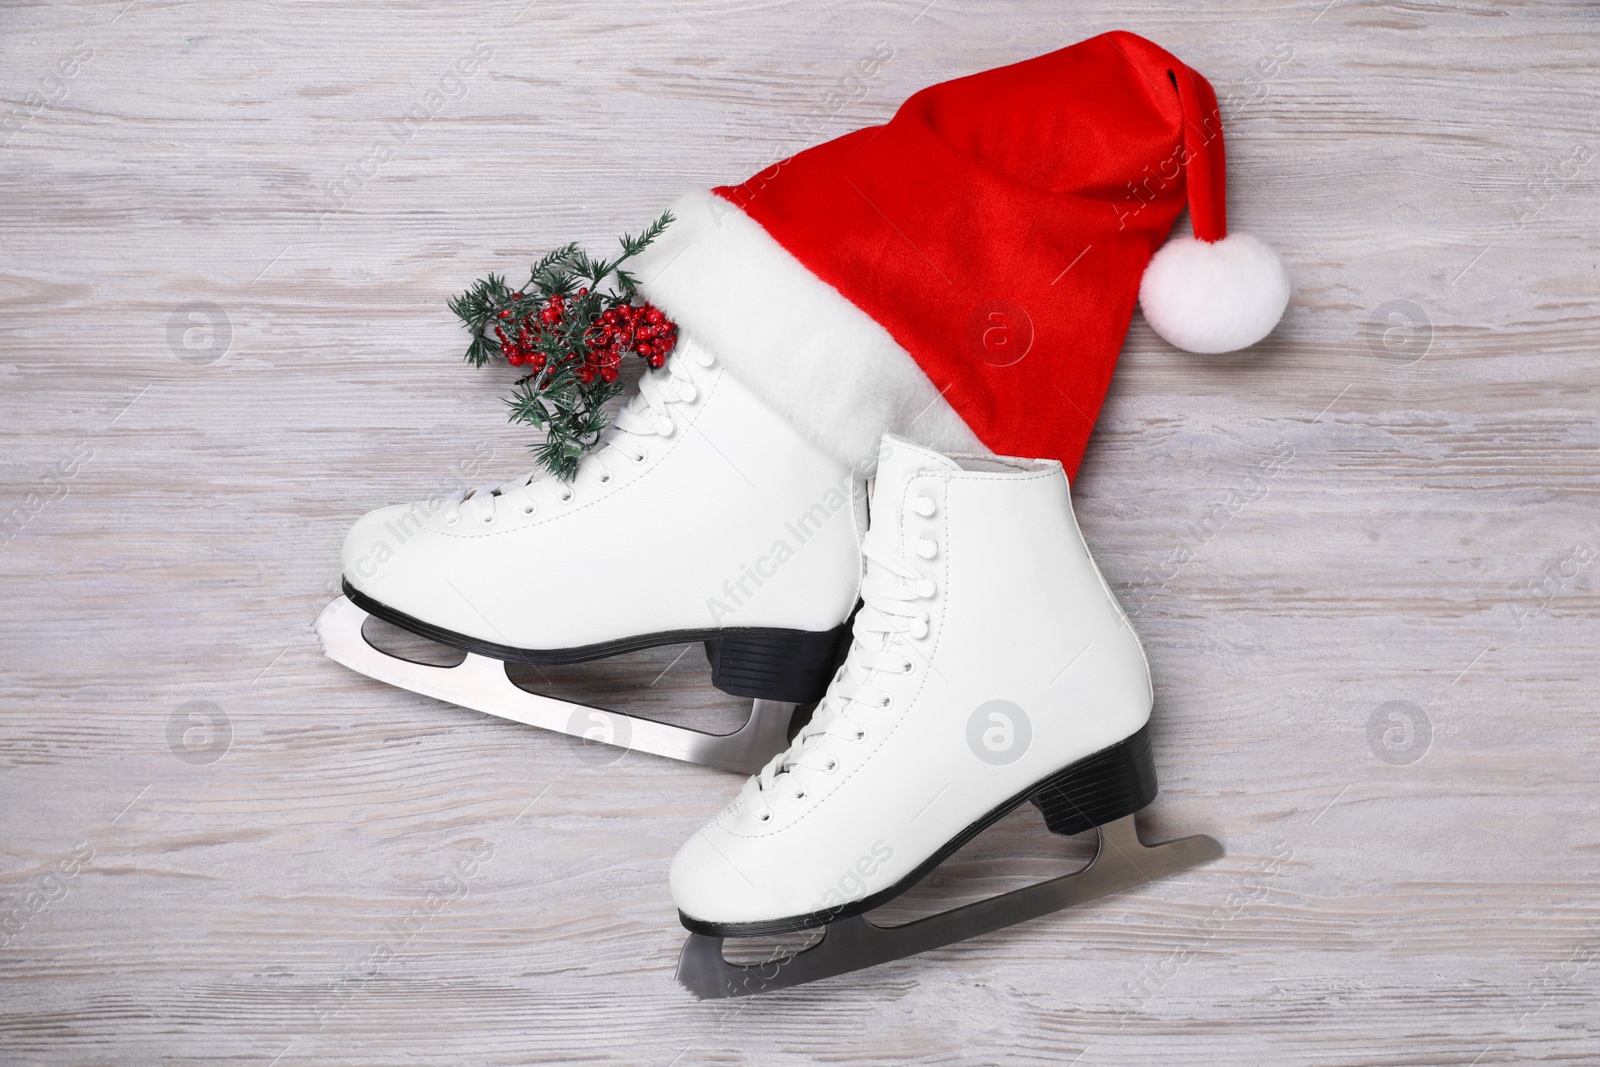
[317,337,865,773]
[671,435,1222,995]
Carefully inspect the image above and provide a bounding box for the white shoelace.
[443,347,710,525]
[741,530,936,822]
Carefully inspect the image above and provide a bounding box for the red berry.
[512,292,524,300]
[637,343,654,357]
[646,307,664,325]
[578,287,588,296]
[497,310,510,319]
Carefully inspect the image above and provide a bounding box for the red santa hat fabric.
[634,30,1289,477]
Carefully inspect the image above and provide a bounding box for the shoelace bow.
[742,531,935,822]
[444,350,706,524]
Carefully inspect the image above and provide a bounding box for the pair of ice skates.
[317,339,1222,996]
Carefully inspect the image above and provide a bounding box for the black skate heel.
[704,620,853,703]
[1030,723,1159,837]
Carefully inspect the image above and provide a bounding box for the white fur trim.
[1138,232,1290,354]
[632,189,985,470]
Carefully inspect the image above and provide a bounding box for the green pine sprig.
[449,210,674,481]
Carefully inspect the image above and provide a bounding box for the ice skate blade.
[315,595,794,774]
[675,814,1223,999]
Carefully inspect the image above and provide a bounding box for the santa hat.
[633,30,1289,476]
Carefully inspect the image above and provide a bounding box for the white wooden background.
[3,1,1598,1064]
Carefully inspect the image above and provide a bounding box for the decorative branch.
[449,212,678,480]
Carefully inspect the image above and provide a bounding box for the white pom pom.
[1138,232,1290,354]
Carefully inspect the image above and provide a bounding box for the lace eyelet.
[445,514,460,526]
[853,729,867,742]
[916,578,936,598]
[900,659,915,674]
[481,513,494,524]
[794,789,806,801]
[598,473,612,484]
[630,450,648,465]
[913,496,937,517]
[877,694,892,709]
[522,505,535,515]
[758,813,771,822]
[558,490,574,504]
[825,758,838,773]
[916,538,938,560]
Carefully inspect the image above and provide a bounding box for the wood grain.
[3,1,1598,1063]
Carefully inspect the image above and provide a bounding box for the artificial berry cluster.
[590,302,678,372]
[491,288,677,385]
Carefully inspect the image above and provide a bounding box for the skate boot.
[317,336,865,772]
[671,435,1222,995]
